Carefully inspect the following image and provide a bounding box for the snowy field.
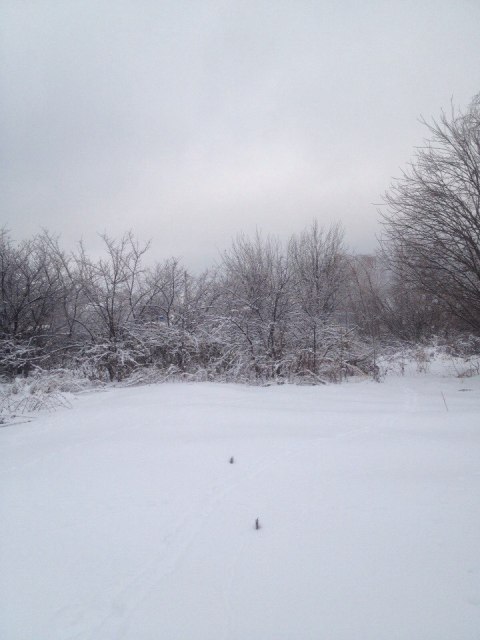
[1,372,480,639]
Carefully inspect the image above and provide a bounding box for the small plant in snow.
[0,368,98,420]
[414,347,430,373]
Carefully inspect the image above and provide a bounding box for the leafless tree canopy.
[381,94,480,331]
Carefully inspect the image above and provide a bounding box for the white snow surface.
[1,372,480,639]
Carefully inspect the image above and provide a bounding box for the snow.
[1,372,480,639]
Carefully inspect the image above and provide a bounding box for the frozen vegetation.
[1,95,480,638]
[1,359,480,639]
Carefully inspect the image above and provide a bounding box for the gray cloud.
[1,0,479,267]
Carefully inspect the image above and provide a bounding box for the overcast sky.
[1,0,479,267]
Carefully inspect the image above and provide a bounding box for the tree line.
[1,94,479,384]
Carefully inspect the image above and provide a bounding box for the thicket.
[0,220,475,392]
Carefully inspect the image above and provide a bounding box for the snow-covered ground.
[1,371,480,639]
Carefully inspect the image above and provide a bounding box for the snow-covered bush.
[2,226,478,399]
[0,374,68,418]
[377,335,480,378]
[0,368,99,420]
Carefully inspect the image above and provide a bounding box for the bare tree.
[289,222,348,376]
[0,230,69,376]
[349,255,433,342]
[73,232,152,380]
[381,94,480,333]
[142,258,183,327]
[219,233,292,379]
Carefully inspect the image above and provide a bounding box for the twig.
[440,391,449,412]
